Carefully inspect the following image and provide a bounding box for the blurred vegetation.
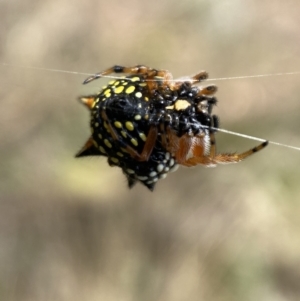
[1,0,300,300]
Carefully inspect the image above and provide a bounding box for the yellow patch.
[114,86,124,94]
[99,146,106,154]
[125,121,134,131]
[110,157,119,164]
[116,152,124,157]
[104,139,112,148]
[139,132,147,141]
[131,77,140,82]
[134,115,142,120]
[114,121,122,128]
[104,89,111,98]
[125,86,135,94]
[174,99,191,111]
[121,131,127,138]
[131,138,138,146]
[109,80,116,85]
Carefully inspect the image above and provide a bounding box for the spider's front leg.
[83,65,173,85]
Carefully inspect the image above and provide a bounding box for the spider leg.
[197,85,218,96]
[160,123,168,150]
[189,71,208,83]
[101,110,158,162]
[83,65,172,85]
[213,141,269,164]
[165,130,195,165]
[171,70,208,90]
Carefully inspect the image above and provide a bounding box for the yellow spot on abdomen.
[114,121,122,128]
[139,132,147,141]
[125,86,135,94]
[114,86,124,94]
[131,77,140,82]
[104,139,112,148]
[110,157,119,164]
[99,146,106,154]
[103,90,112,98]
[125,121,134,131]
[121,131,127,138]
[131,138,138,147]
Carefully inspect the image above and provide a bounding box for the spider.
[76,65,268,191]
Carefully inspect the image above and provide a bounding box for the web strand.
[201,126,300,152]
[2,62,300,82]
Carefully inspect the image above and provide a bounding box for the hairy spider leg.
[172,71,208,89]
[196,85,218,96]
[83,65,173,85]
[213,141,269,164]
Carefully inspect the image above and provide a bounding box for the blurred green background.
[1,1,300,300]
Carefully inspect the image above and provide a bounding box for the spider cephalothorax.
[76,65,268,190]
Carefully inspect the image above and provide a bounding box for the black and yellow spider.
[76,65,268,190]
